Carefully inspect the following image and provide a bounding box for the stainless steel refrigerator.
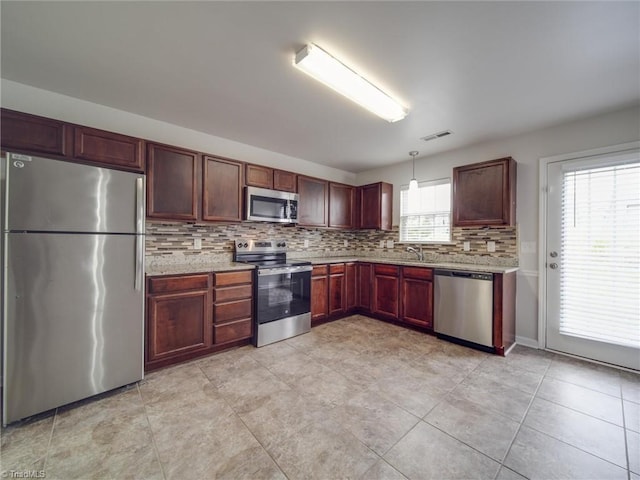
[2,152,145,425]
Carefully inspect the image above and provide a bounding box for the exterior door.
[545,148,639,369]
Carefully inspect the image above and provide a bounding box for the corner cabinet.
[203,156,243,222]
[453,157,516,227]
[146,143,199,221]
[298,175,328,227]
[358,182,393,230]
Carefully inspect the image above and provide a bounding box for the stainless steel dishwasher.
[434,269,494,349]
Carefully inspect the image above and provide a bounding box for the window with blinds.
[560,161,640,348]
[399,178,451,243]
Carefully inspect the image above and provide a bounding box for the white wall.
[357,105,640,344]
[0,80,357,185]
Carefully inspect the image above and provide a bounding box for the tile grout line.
[493,354,551,480]
[136,382,168,480]
[196,361,294,480]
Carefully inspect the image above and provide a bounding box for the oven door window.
[250,195,288,220]
[257,271,310,324]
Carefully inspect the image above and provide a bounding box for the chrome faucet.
[406,245,424,261]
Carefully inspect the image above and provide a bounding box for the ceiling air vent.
[421,130,452,142]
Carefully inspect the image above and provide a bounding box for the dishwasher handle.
[435,269,493,281]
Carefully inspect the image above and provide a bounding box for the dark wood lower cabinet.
[400,266,433,329]
[345,262,357,312]
[146,274,211,370]
[357,263,372,312]
[329,264,345,316]
[311,265,329,324]
[372,264,400,320]
[146,269,253,371]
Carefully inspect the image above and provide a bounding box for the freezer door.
[5,153,145,233]
[3,233,144,424]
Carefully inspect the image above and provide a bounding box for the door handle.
[549,263,558,269]
[549,251,558,258]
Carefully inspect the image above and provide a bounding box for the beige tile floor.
[1,315,639,480]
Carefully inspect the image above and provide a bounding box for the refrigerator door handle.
[135,177,145,291]
[135,234,143,291]
[135,177,144,234]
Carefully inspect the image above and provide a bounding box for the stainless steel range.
[234,239,312,347]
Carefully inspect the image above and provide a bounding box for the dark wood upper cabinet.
[298,175,328,227]
[372,264,400,320]
[358,182,393,230]
[146,143,199,221]
[202,156,243,222]
[453,157,516,227]
[245,163,273,189]
[73,126,144,171]
[400,266,433,329]
[329,182,355,229]
[1,108,71,157]
[273,169,297,192]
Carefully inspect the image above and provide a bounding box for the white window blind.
[560,161,640,348]
[400,178,451,243]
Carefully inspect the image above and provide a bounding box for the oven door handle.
[258,265,313,276]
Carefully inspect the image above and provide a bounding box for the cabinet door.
[358,182,392,230]
[298,176,328,227]
[329,182,355,229]
[401,278,433,329]
[345,262,357,312]
[329,264,345,316]
[147,290,210,363]
[245,164,273,189]
[1,108,71,157]
[74,126,144,171]
[202,156,243,222]
[274,169,297,192]
[372,265,400,319]
[358,263,372,311]
[311,266,328,323]
[146,143,199,221]
[452,157,516,226]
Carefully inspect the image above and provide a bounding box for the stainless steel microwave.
[245,186,299,224]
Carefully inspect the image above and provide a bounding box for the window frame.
[398,177,454,244]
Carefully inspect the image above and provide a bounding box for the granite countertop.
[146,255,518,276]
[302,256,519,274]
[146,262,255,277]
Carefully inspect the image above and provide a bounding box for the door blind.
[560,160,640,348]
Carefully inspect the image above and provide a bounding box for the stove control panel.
[235,239,287,253]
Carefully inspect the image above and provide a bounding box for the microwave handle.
[285,200,291,220]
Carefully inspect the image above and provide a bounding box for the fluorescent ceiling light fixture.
[294,43,408,122]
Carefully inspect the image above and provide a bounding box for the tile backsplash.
[146,221,518,267]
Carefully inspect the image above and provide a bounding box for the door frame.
[537,141,640,350]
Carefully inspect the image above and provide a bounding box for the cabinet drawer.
[214,298,252,324]
[312,265,328,276]
[214,270,253,287]
[329,263,345,274]
[402,266,433,281]
[374,264,399,276]
[213,318,252,344]
[148,274,210,294]
[214,284,252,303]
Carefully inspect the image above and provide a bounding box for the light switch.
[193,238,202,250]
[379,240,385,248]
[386,240,394,249]
[521,241,536,254]
[344,240,348,247]
[463,241,470,252]
[487,241,496,253]
[304,239,309,248]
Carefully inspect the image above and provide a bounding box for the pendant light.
[409,151,419,191]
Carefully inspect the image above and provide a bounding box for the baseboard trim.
[515,335,539,349]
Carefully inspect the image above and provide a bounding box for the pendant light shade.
[409,151,419,190]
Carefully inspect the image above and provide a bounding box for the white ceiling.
[1,2,638,172]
